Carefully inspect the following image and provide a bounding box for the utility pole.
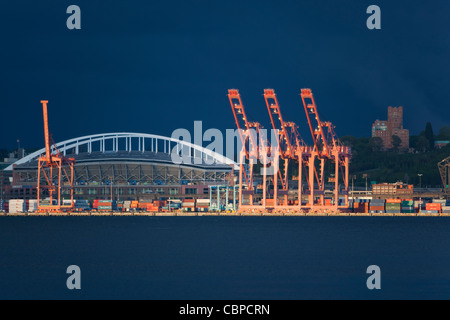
[418,174,423,213]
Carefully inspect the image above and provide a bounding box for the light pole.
[418,174,422,213]
[351,175,356,201]
[362,174,368,195]
[110,176,113,203]
[0,171,3,211]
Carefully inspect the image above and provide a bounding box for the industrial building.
[372,182,414,200]
[3,133,236,201]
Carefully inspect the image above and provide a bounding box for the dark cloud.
[0,0,448,149]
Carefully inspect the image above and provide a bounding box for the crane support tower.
[37,100,75,213]
[439,156,450,197]
[300,89,351,211]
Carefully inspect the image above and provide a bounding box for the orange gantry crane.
[228,89,278,212]
[228,89,258,208]
[300,89,350,210]
[263,89,314,210]
[37,100,75,213]
[228,88,351,213]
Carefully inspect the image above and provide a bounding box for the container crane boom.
[300,89,330,158]
[264,89,295,160]
[228,89,259,159]
[41,100,52,163]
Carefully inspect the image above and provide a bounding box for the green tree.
[415,136,430,152]
[437,126,450,140]
[368,137,383,152]
[425,122,435,150]
[0,149,8,160]
[392,135,402,152]
[340,136,356,148]
[409,135,418,150]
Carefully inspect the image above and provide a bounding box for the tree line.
[340,124,450,187]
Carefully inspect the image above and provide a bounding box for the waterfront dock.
[2,211,450,217]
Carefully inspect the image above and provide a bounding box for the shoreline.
[0,212,448,217]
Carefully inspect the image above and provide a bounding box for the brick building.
[372,182,414,200]
[372,106,409,150]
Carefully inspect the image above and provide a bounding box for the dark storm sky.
[0,0,448,149]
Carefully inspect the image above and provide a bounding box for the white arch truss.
[6,132,238,171]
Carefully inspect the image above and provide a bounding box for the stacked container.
[370,199,385,213]
[93,199,99,210]
[130,201,139,210]
[138,202,148,211]
[196,199,210,212]
[146,201,160,212]
[153,200,166,208]
[123,201,131,211]
[433,199,447,209]
[401,200,414,213]
[9,199,26,213]
[75,200,90,211]
[385,199,401,213]
[167,200,182,211]
[28,199,38,213]
[97,200,117,211]
[353,200,369,213]
[181,199,196,212]
[442,200,450,214]
[425,203,441,214]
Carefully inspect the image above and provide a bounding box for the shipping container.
[425,203,442,212]
[8,199,26,213]
[386,199,402,204]
[385,210,401,214]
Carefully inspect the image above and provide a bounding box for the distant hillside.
[340,136,449,187]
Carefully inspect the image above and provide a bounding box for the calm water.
[0,217,449,300]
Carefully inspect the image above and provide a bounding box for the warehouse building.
[372,182,414,200]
